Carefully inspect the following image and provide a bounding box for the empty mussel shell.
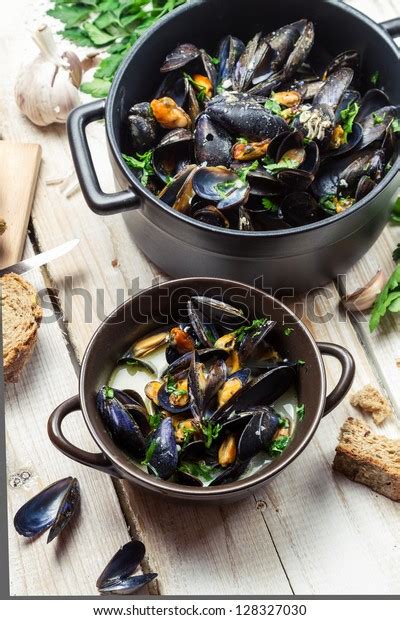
[160,43,201,72]
[191,296,248,328]
[229,365,297,413]
[97,540,157,595]
[192,166,250,211]
[14,477,80,543]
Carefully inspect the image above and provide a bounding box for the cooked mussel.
[97,540,157,595]
[127,102,158,152]
[14,477,80,543]
[147,417,179,479]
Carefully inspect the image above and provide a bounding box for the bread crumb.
[350,384,392,425]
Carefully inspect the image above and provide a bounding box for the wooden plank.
[6,243,135,596]
[0,142,41,268]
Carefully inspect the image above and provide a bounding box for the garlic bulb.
[342,270,386,312]
[15,24,82,126]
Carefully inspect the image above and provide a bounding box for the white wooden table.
[3,0,400,596]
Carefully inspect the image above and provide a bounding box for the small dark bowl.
[48,278,354,503]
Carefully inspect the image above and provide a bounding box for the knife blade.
[0,239,80,276]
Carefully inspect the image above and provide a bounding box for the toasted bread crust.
[350,384,392,425]
[333,417,400,501]
[2,273,42,383]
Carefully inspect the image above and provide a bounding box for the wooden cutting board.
[0,141,42,269]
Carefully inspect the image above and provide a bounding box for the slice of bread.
[333,417,400,501]
[2,273,42,383]
[350,384,392,425]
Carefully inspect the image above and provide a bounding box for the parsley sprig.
[48,0,188,97]
[122,151,154,186]
[340,101,359,142]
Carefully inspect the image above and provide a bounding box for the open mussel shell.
[228,365,297,413]
[97,540,157,595]
[117,354,156,376]
[160,43,201,72]
[281,192,327,226]
[206,92,288,141]
[355,175,376,201]
[357,89,390,123]
[112,388,151,437]
[324,122,363,159]
[233,32,269,92]
[157,383,190,415]
[148,417,179,480]
[194,113,232,168]
[153,129,193,183]
[324,50,360,78]
[192,166,249,211]
[210,368,252,421]
[239,319,276,364]
[192,205,230,228]
[217,35,245,87]
[359,105,399,150]
[187,299,218,347]
[209,460,249,486]
[14,477,80,543]
[191,296,248,328]
[96,387,147,460]
[339,148,385,193]
[158,164,196,207]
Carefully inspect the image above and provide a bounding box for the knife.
[0,239,80,276]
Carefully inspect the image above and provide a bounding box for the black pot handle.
[381,18,400,39]
[48,395,121,477]
[317,342,355,417]
[67,100,140,215]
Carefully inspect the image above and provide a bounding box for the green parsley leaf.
[234,318,269,344]
[148,411,162,431]
[141,439,157,466]
[320,195,337,212]
[278,416,290,428]
[178,460,216,482]
[80,78,111,98]
[261,197,279,212]
[296,403,305,421]
[265,98,282,115]
[94,54,123,80]
[105,386,114,399]
[166,376,187,397]
[373,112,385,125]
[47,5,92,28]
[122,151,154,186]
[201,421,222,449]
[370,70,380,86]
[391,119,400,133]
[297,359,305,366]
[283,327,294,336]
[340,101,359,142]
[369,264,400,331]
[263,155,301,174]
[183,72,208,103]
[83,22,118,46]
[268,436,290,456]
[61,27,94,47]
[210,56,220,65]
[391,196,400,224]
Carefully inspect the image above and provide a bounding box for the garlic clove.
[342,270,386,312]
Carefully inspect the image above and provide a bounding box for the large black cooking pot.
[68,0,400,292]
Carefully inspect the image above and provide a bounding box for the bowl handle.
[381,18,400,39]
[48,395,121,477]
[317,342,355,416]
[67,100,140,216]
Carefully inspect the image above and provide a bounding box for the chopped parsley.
[297,359,305,366]
[391,118,400,133]
[370,70,380,86]
[283,327,294,336]
[234,318,269,344]
[261,197,279,212]
[391,196,400,223]
[268,436,290,456]
[141,439,157,465]
[372,112,385,125]
[210,56,220,65]
[340,101,359,142]
[201,421,222,449]
[296,403,305,421]
[183,72,208,103]
[105,386,114,399]
[216,161,257,198]
[122,151,154,186]
[263,154,301,174]
[320,195,337,212]
[166,376,187,397]
[182,425,196,448]
[148,411,162,431]
[265,97,282,115]
[179,460,215,482]
[278,416,290,428]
